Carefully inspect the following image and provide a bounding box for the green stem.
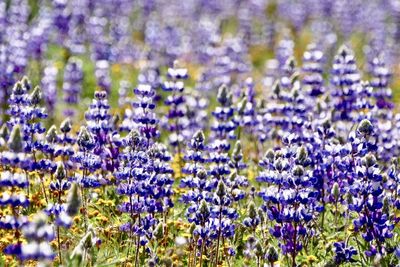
[214,209,222,267]
[57,226,62,264]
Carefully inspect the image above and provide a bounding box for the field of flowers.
[2,0,400,266]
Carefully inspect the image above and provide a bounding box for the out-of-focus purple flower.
[302,44,325,97]
[162,61,188,149]
[19,213,55,262]
[0,125,29,257]
[63,57,83,117]
[95,60,112,93]
[330,45,361,122]
[41,63,58,116]
[370,57,393,110]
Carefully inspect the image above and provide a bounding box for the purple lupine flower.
[332,0,361,38]
[276,37,294,71]
[330,45,361,122]
[180,130,209,205]
[333,242,357,264]
[66,0,89,54]
[18,213,55,262]
[335,120,394,258]
[388,159,400,212]
[52,0,71,45]
[0,2,6,44]
[132,84,159,140]
[145,143,175,213]
[88,12,111,62]
[118,80,131,107]
[73,126,101,184]
[350,153,393,258]
[263,58,280,89]
[279,57,297,91]
[95,60,112,93]
[209,84,237,186]
[370,57,393,110]
[258,146,319,265]
[210,37,250,93]
[227,141,248,200]
[34,125,59,176]
[210,84,237,142]
[243,235,264,264]
[5,27,29,77]
[116,130,149,234]
[236,78,260,148]
[7,78,48,156]
[194,36,249,97]
[54,118,75,172]
[41,64,58,116]
[120,82,159,134]
[302,43,325,97]
[85,91,112,139]
[85,90,119,173]
[72,126,102,231]
[277,1,308,33]
[23,86,48,155]
[190,17,220,64]
[183,92,209,140]
[180,131,220,263]
[28,8,52,62]
[48,162,71,217]
[0,0,30,110]
[137,64,162,100]
[243,202,260,232]
[191,199,213,263]
[0,125,29,257]
[46,177,80,261]
[162,61,188,150]
[261,82,288,145]
[63,57,83,117]
[116,130,173,259]
[208,181,237,262]
[0,124,30,168]
[353,82,375,122]
[367,57,396,160]
[109,0,136,63]
[309,118,336,216]
[7,78,31,131]
[190,181,238,264]
[263,65,312,146]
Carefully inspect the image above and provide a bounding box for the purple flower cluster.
[2,1,400,266]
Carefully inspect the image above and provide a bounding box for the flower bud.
[55,162,66,181]
[30,86,42,105]
[0,124,9,140]
[266,246,278,263]
[332,182,340,200]
[216,180,226,198]
[46,125,57,143]
[77,126,94,150]
[255,241,264,258]
[8,125,23,153]
[60,118,72,133]
[66,183,81,217]
[248,201,257,219]
[21,76,31,91]
[153,222,165,240]
[357,119,373,136]
[217,84,232,106]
